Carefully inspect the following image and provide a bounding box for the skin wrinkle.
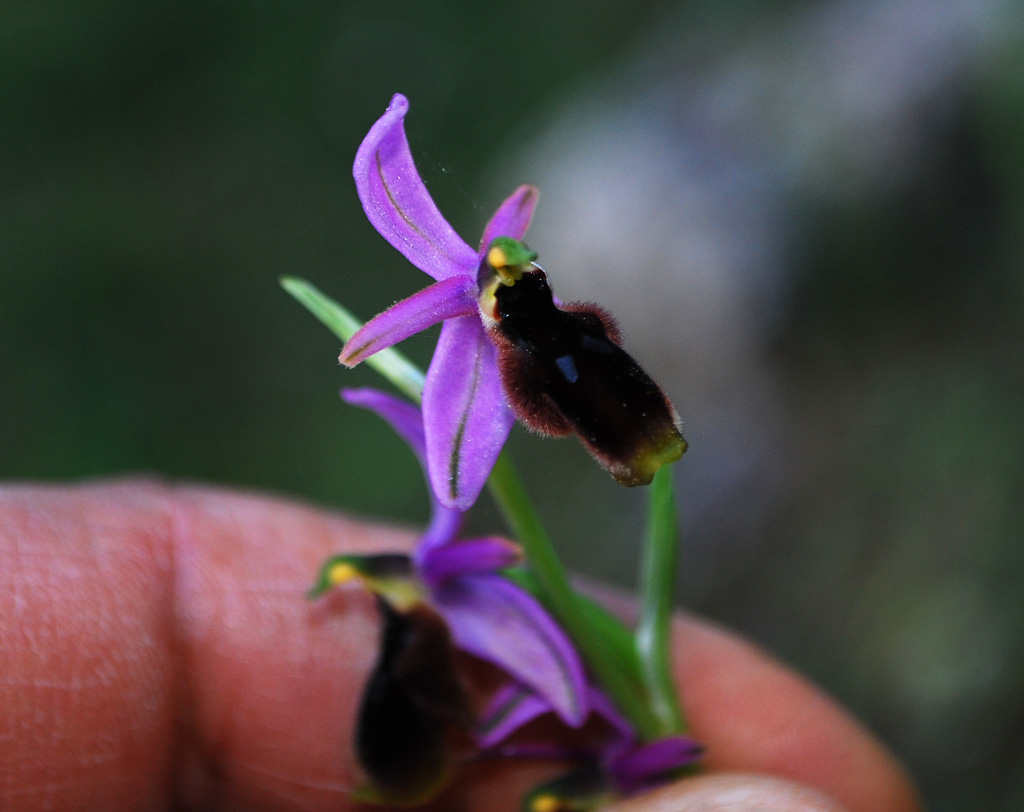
[236,759,351,792]
[165,484,400,810]
[232,762,329,810]
[94,484,177,806]
[0,481,178,811]
[171,484,287,809]
[167,489,216,809]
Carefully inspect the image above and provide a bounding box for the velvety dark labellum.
[356,597,468,805]
[488,268,686,487]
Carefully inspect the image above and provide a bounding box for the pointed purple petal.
[479,184,540,251]
[432,573,588,727]
[418,536,522,586]
[423,316,514,511]
[340,276,478,366]
[610,736,705,794]
[476,683,553,749]
[354,94,478,281]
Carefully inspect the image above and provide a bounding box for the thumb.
[605,774,850,812]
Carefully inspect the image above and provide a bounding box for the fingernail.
[602,773,849,812]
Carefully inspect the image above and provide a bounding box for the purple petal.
[341,387,426,458]
[354,94,478,281]
[340,276,478,366]
[609,736,704,794]
[423,316,514,511]
[476,683,553,749]
[418,536,522,587]
[432,573,588,727]
[479,184,540,251]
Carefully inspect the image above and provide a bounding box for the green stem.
[487,454,661,739]
[635,464,687,736]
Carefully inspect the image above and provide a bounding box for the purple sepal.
[348,97,548,513]
[433,573,588,727]
[353,94,477,282]
[340,276,478,366]
[423,316,514,511]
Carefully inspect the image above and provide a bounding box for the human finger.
[0,481,919,812]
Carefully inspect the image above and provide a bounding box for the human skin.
[0,481,921,812]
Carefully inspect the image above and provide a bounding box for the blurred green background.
[3,1,1022,810]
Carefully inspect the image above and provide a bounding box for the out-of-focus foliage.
[2,2,1022,811]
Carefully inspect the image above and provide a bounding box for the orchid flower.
[290,93,696,808]
[341,94,686,512]
[309,388,590,803]
[340,93,533,511]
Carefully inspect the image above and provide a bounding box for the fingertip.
[673,617,922,812]
[603,773,850,812]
